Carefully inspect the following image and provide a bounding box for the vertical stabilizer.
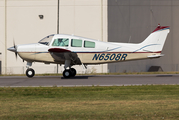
[139,25,170,52]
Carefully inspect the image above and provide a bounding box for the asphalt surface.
[0,74,178,87]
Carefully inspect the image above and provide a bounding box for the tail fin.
[139,25,170,53]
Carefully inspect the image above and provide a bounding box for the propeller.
[13,40,18,59]
[7,39,23,61]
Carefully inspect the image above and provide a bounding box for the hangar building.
[0,0,177,74]
[108,0,178,73]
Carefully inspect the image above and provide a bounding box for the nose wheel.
[63,68,76,78]
[26,68,35,78]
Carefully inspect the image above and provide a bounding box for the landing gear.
[71,68,76,77]
[63,68,77,78]
[62,60,77,78]
[63,69,71,78]
[25,62,35,78]
[26,68,35,78]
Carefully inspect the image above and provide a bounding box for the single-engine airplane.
[8,25,170,78]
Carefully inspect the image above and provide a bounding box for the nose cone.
[7,46,16,52]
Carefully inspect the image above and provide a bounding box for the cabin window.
[52,38,69,47]
[71,39,82,47]
[84,41,95,48]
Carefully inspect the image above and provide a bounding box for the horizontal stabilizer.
[147,54,164,58]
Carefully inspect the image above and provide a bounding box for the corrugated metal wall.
[108,0,178,72]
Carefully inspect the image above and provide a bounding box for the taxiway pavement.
[0,74,178,87]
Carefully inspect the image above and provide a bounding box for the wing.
[48,48,82,65]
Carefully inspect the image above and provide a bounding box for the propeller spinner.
[7,41,18,59]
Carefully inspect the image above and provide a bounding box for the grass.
[0,85,179,119]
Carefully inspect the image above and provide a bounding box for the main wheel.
[63,69,72,78]
[70,68,76,77]
[26,68,35,78]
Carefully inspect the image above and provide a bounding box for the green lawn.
[0,85,179,120]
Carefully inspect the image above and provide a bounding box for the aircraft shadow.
[61,76,93,79]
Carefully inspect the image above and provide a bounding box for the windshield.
[38,34,55,45]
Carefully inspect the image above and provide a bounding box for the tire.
[26,68,35,78]
[63,69,72,78]
[70,68,76,77]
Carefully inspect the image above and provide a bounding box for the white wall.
[0,0,6,74]
[3,0,58,74]
[0,0,108,74]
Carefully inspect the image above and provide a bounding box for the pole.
[57,0,59,34]
[57,0,60,74]
[101,0,103,73]
[5,0,7,74]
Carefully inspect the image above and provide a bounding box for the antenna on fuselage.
[128,36,131,43]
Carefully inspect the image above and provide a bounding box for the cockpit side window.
[84,41,95,48]
[71,39,82,47]
[52,38,69,47]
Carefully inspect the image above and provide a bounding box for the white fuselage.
[16,34,162,65]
